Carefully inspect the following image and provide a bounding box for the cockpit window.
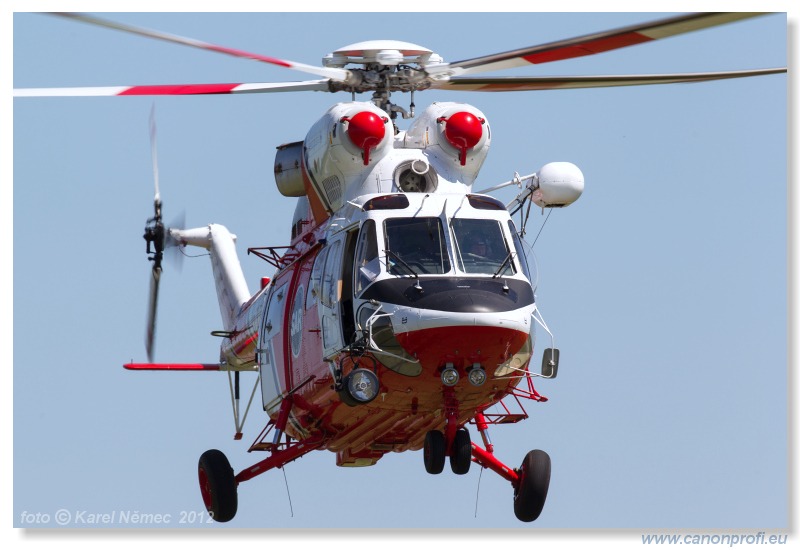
[384,217,451,275]
[451,218,514,275]
[508,220,532,282]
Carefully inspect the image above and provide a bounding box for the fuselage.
[217,100,540,466]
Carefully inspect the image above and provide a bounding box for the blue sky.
[6,3,794,546]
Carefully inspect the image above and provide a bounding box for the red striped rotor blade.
[429,13,767,77]
[49,12,351,83]
[430,68,787,92]
[13,80,332,98]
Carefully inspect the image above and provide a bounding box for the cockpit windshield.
[384,217,451,275]
[451,218,515,276]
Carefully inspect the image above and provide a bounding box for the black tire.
[513,449,551,522]
[423,430,446,474]
[450,428,472,475]
[198,449,238,523]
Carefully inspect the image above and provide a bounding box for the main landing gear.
[197,397,328,524]
[198,449,238,523]
[513,449,551,522]
[423,414,551,522]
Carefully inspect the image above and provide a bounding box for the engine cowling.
[283,102,393,219]
[404,102,491,186]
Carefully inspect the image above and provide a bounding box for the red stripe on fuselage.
[233,333,258,356]
[523,32,653,64]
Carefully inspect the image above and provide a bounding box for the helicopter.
[12,12,787,525]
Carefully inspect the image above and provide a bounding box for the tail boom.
[171,224,251,331]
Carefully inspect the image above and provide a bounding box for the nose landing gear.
[423,430,446,474]
[423,427,472,475]
[450,428,472,474]
[422,408,552,522]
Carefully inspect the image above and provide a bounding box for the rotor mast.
[323,40,441,120]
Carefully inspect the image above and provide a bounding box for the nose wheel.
[422,428,472,475]
[450,428,471,474]
[423,430,446,474]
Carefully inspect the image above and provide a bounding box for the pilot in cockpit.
[465,233,492,260]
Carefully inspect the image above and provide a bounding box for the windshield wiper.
[385,249,420,279]
[492,252,515,278]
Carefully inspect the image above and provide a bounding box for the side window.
[321,240,342,308]
[263,282,287,339]
[508,220,532,281]
[306,247,329,309]
[354,219,379,295]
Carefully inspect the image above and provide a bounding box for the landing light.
[343,368,380,404]
[468,365,487,386]
[441,365,459,386]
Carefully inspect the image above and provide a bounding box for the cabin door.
[318,230,358,358]
[259,281,288,415]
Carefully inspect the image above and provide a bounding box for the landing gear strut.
[423,386,473,475]
[470,412,552,522]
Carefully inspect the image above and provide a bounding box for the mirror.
[541,348,559,379]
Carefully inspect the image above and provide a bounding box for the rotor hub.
[323,40,442,68]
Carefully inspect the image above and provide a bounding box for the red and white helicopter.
[14,12,786,523]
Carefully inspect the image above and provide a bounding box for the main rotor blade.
[430,68,787,92]
[49,12,352,83]
[13,79,332,97]
[428,13,768,77]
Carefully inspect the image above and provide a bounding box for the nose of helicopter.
[394,322,530,380]
[360,277,535,378]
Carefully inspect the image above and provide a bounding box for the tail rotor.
[142,106,183,361]
[143,172,164,362]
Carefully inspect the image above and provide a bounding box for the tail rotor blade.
[146,265,161,362]
[143,104,165,361]
[149,104,160,205]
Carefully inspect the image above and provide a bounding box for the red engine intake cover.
[345,111,387,165]
[441,111,484,165]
